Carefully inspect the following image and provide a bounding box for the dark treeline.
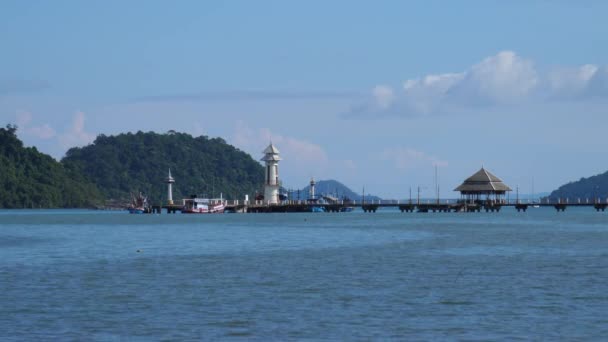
[0,125,103,208]
[61,130,265,204]
[547,171,608,200]
[1,126,265,208]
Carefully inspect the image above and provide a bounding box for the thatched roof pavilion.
[454,167,511,202]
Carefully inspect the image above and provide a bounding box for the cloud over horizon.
[15,111,57,140]
[232,120,329,165]
[348,51,608,118]
[58,112,95,149]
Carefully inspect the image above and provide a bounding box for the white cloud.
[381,147,448,170]
[232,120,328,164]
[28,124,56,139]
[259,128,329,163]
[14,111,57,140]
[59,111,95,148]
[372,85,395,109]
[546,64,598,98]
[447,51,538,105]
[349,50,607,117]
[586,66,608,97]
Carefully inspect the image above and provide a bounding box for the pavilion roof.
[454,167,512,193]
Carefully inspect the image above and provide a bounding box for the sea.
[1,208,607,341]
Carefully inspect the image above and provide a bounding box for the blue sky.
[2,1,608,198]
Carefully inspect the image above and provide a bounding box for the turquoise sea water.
[1,208,607,340]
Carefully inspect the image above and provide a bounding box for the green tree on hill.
[0,124,103,208]
[61,131,265,204]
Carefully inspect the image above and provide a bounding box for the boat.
[310,206,325,213]
[340,206,354,212]
[128,208,146,214]
[128,192,149,214]
[182,196,225,214]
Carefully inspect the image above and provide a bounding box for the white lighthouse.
[309,177,316,201]
[261,143,281,204]
[165,169,175,205]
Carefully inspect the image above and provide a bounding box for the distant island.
[546,171,608,201]
[62,130,264,206]
[295,179,381,202]
[0,125,265,208]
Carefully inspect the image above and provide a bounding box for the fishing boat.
[182,196,226,214]
[128,192,149,214]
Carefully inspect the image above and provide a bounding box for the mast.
[531,176,535,204]
[409,186,412,205]
[435,165,439,204]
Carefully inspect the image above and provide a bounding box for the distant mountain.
[547,171,608,200]
[0,125,103,208]
[291,179,382,201]
[61,131,264,203]
[516,192,550,201]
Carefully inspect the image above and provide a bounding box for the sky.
[2,0,608,199]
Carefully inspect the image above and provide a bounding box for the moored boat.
[310,206,325,213]
[182,197,226,214]
[127,192,149,214]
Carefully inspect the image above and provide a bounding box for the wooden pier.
[221,198,608,213]
[146,198,608,214]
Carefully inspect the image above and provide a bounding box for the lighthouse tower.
[165,169,175,205]
[261,143,281,204]
[309,177,316,201]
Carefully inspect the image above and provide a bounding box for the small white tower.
[309,177,316,201]
[261,143,281,204]
[165,169,175,205]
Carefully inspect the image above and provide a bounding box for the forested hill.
[0,125,103,208]
[61,131,265,203]
[547,170,608,200]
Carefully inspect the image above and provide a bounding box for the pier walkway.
[222,198,608,213]
[147,198,608,214]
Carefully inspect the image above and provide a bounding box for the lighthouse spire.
[261,143,281,204]
[165,168,175,205]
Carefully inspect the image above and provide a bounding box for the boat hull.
[182,203,225,214]
[128,208,145,214]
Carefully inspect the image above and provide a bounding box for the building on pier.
[261,143,281,204]
[165,169,175,205]
[454,167,511,203]
[309,177,316,201]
